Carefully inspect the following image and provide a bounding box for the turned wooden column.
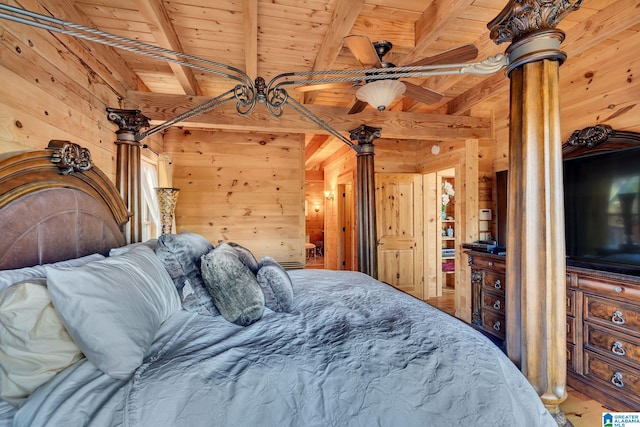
[106,108,150,244]
[349,124,381,279]
[488,1,581,425]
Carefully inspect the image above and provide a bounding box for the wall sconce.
[314,205,320,213]
[324,191,334,201]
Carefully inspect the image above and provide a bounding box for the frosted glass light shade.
[355,80,406,111]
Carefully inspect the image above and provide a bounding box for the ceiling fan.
[296,35,479,114]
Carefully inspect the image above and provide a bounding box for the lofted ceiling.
[27,0,640,169]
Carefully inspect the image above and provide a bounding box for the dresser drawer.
[482,309,505,340]
[585,294,640,337]
[566,316,576,344]
[482,290,505,314]
[469,255,505,271]
[482,271,505,292]
[567,343,576,372]
[585,350,640,403]
[585,324,640,369]
[578,275,640,302]
[566,289,576,317]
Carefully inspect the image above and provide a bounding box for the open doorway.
[424,167,457,317]
[305,178,325,268]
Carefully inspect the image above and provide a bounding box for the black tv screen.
[564,147,640,275]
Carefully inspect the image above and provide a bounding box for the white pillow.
[0,279,84,407]
[0,253,105,293]
[45,245,181,380]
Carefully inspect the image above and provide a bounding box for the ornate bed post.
[349,124,381,279]
[488,1,581,424]
[106,108,150,244]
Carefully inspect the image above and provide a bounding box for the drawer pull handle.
[493,321,501,332]
[614,286,623,293]
[488,261,494,267]
[612,341,626,356]
[494,279,502,290]
[493,300,501,310]
[612,310,625,325]
[611,372,624,388]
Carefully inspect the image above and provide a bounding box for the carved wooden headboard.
[0,141,129,269]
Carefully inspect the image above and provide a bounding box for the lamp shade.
[355,80,406,111]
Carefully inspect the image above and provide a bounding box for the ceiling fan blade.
[294,81,355,93]
[405,44,478,67]
[403,82,444,105]
[347,99,369,115]
[344,35,381,68]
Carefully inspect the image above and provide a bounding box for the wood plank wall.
[0,1,162,181]
[163,128,305,265]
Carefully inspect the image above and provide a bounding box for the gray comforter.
[12,270,555,426]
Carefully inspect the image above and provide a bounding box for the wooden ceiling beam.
[124,91,491,140]
[303,0,365,105]
[243,0,258,80]
[306,138,344,170]
[19,0,139,93]
[305,134,331,162]
[134,0,202,96]
[319,144,354,171]
[400,0,470,67]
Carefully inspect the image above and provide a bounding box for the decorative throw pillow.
[227,242,260,274]
[45,245,181,380]
[155,232,219,316]
[0,279,84,407]
[256,256,294,312]
[200,243,265,326]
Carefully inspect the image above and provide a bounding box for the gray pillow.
[256,256,294,313]
[200,243,264,326]
[154,232,219,316]
[108,239,157,257]
[227,242,259,274]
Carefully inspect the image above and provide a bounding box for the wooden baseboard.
[567,372,639,412]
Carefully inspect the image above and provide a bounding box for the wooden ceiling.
[41,0,640,168]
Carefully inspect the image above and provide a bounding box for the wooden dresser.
[466,250,640,410]
[466,251,507,345]
[566,266,640,411]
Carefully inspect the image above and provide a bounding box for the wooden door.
[338,183,355,270]
[375,173,424,299]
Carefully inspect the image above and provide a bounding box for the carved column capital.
[488,0,582,74]
[106,108,150,144]
[488,0,582,45]
[349,124,382,155]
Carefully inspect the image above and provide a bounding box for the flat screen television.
[564,145,640,276]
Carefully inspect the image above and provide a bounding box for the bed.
[0,143,555,426]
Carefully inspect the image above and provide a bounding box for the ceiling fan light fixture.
[355,80,406,111]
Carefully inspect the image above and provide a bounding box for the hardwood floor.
[305,255,324,269]
[426,290,611,427]
[562,387,611,427]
